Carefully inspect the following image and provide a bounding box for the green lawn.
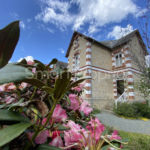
[106,126,150,150]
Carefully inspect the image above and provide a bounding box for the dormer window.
[115,53,122,67]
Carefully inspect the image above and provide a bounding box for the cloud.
[35,0,142,34]
[38,23,46,30]
[20,21,25,29]
[58,48,65,54]
[10,12,19,19]
[47,27,54,33]
[107,24,135,39]
[27,18,32,22]
[17,56,34,62]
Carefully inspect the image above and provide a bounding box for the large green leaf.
[0,123,32,147]
[0,110,30,123]
[64,78,86,94]
[54,72,72,100]
[42,86,54,95]
[0,21,20,69]
[37,144,62,150]
[22,78,46,89]
[34,59,45,71]
[45,58,57,70]
[0,63,34,85]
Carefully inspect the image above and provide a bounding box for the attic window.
[115,53,122,67]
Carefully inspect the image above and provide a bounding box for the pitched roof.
[55,61,67,69]
[65,29,146,57]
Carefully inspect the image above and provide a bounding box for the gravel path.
[94,111,150,135]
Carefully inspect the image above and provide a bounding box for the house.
[65,29,148,110]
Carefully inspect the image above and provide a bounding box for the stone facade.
[66,30,147,109]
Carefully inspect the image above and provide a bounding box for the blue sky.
[0,0,147,64]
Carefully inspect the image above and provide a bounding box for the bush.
[91,108,101,114]
[114,102,150,119]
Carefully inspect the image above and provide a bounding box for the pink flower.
[79,101,93,116]
[86,118,105,141]
[32,68,36,74]
[29,130,48,144]
[0,85,5,91]
[27,60,34,65]
[111,130,122,140]
[19,82,27,89]
[5,96,16,104]
[68,94,79,110]
[52,104,67,122]
[7,83,16,90]
[51,131,61,139]
[49,136,64,147]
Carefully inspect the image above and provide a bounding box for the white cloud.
[10,12,19,19]
[27,18,32,22]
[38,23,46,30]
[88,25,100,35]
[35,0,142,34]
[20,21,25,29]
[17,56,34,62]
[107,24,135,39]
[58,48,65,54]
[47,27,54,33]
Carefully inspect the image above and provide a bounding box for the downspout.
[90,39,95,108]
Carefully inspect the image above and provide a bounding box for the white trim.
[79,66,142,74]
[122,59,125,63]
[86,76,91,78]
[86,83,91,87]
[86,54,91,58]
[86,90,91,94]
[128,86,133,89]
[124,51,130,55]
[114,89,117,91]
[126,63,132,67]
[86,42,91,46]
[112,57,115,61]
[114,93,117,96]
[127,71,133,75]
[129,92,134,96]
[86,61,91,65]
[113,79,116,82]
[113,84,116,86]
[86,48,91,52]
[112,62,115,66]
[128,78,133,82]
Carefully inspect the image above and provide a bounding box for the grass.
[106,126,150,150]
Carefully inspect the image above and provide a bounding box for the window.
[75,54,79,71]
[115,53,122,67]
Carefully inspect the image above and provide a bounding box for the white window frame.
[115,52,122,67]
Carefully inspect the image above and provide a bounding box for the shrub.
[114,102,150,119]
[91,108,101,114]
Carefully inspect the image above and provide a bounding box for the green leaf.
[0,63,34,85]
[22,78,46,89]
[64,78,86,94]
[0,110,30,123]
[65,94,71,106]
[53,124,70,131]
[8,98,24,110]
[0,21,20,69]
[34,59,45,71]
[45,58,58,70]
[80,111,85,117]
[102,129,108,136]
[0,123,31,147]
[54,72,72,100]
[101,142,120,150]
[113,138,130,143]
[37,144,62,150]
[42,86,54,95]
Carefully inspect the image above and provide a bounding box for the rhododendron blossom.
[111,130,122,140]
[86,118,105,141]
[52,104,67,122]
[68,94,79,110]
[49,136,64,147]
[79,101,93,116]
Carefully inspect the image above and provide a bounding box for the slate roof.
[55,61,67,69]
[99,29,138,48]
[65,29,146,57]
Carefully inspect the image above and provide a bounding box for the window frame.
[115,52,122,67]
[74,54,79,71]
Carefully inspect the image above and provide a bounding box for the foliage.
[0,22,129,150]
[114,102,150,119]
[90,108,101,114]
